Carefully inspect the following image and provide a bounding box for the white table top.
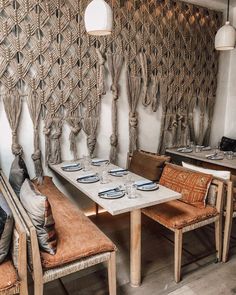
[166,148,236,170]
[49,161,181,216]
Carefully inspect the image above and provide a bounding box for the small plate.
[99,190,125,199]
[77,175,100,183]
[92,160,109,167]
[177,148,193,153]
[137,183,159,191]
[202,146,212,151]
[61,165,82,172]
[109,171,128,177]
[208,155,224,160]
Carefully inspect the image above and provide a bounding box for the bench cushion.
[129,150,170,182]
[0,260,19,292]
[159,163,212,208]
[33,177,115,270]
[142,200,218,229]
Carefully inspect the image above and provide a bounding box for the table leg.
[130,209,141,287]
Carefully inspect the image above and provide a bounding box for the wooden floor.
[29,212,236,295]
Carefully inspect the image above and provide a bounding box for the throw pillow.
[0,192,14,263]
[20,179,57,255]
[129,150,171,182]
[9,156,29,197]
[159,163,213,208]
[182,162,231,181]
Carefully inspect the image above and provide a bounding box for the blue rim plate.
[92,161,109,167]
[62,166,82,172]
[178,148,193,153]
[137,184,159,191]
[109,171,128,177]
[77,175,100,183]
[99,191,125,199]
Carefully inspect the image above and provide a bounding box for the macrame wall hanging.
[0,0,222,180]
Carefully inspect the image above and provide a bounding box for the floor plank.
[41,212,236,295]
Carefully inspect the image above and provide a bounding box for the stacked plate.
[61,163,82,172]
[92,158,109,166]
[77,173,100,183]
[108,168,128,177]
[177,147,193,153]
[98,186,125,199]
[135,180,159,191]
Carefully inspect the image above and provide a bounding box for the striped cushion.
[20,179,57,255]
[159,163,212,208]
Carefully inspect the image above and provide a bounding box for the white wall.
[222,6,236,139]
[0,0,232,213]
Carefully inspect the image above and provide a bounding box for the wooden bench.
[1,174,116,295]
[0,172,28,295]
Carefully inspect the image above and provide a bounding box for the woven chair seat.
[142,200,218,230]
[0,260,19,293]
[33,177,115,270]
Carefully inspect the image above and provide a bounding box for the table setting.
[59,154,159,201]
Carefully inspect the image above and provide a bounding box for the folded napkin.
[98,186,121,196]
[77,173,96,180]
[109,168,128,173]
[92,158,109,164]
[134,180,154,187]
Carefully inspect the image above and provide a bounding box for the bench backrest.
[0,171,43,282]
[0,171,28,295]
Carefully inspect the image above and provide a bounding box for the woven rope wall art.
[0,0,222,180]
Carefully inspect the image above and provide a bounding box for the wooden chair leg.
[108,251,116,295]
[95,203,99,216]
[215,218,222,262]
[174,229,183,283]
[223,182,234,262]
[34,280,43,295]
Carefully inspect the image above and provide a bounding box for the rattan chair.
[1,173,116,295]
[127,154,225,283]
[0,171,28,295]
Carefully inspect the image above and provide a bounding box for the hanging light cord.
[227,0,230,22]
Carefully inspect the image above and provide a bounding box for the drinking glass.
[226,151,233,160]
[127,183,137,199]
[100,161,110,184]
[82,155,91,172]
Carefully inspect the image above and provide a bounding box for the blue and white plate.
[61,163,82,172]
[92,159,109,166]
[99,190,125,199]
[109,169,128,177]
[177,147,193,153]
[77,174,100,184]
[137,183,159,191]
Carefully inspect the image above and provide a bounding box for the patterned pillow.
[0,193,14,263]
[9,155,29,197]
[159,163,213,208]
[20,179,57,255]
[129,150,171,182]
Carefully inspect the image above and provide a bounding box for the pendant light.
[215,0,236,50]
[84,0,113,36]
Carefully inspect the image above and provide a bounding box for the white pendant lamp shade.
[215,0,235,51]
[84,0,113,36]
[215,21,236,50]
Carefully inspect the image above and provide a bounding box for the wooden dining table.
[166,147,236,171]
[49,161,181,287]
